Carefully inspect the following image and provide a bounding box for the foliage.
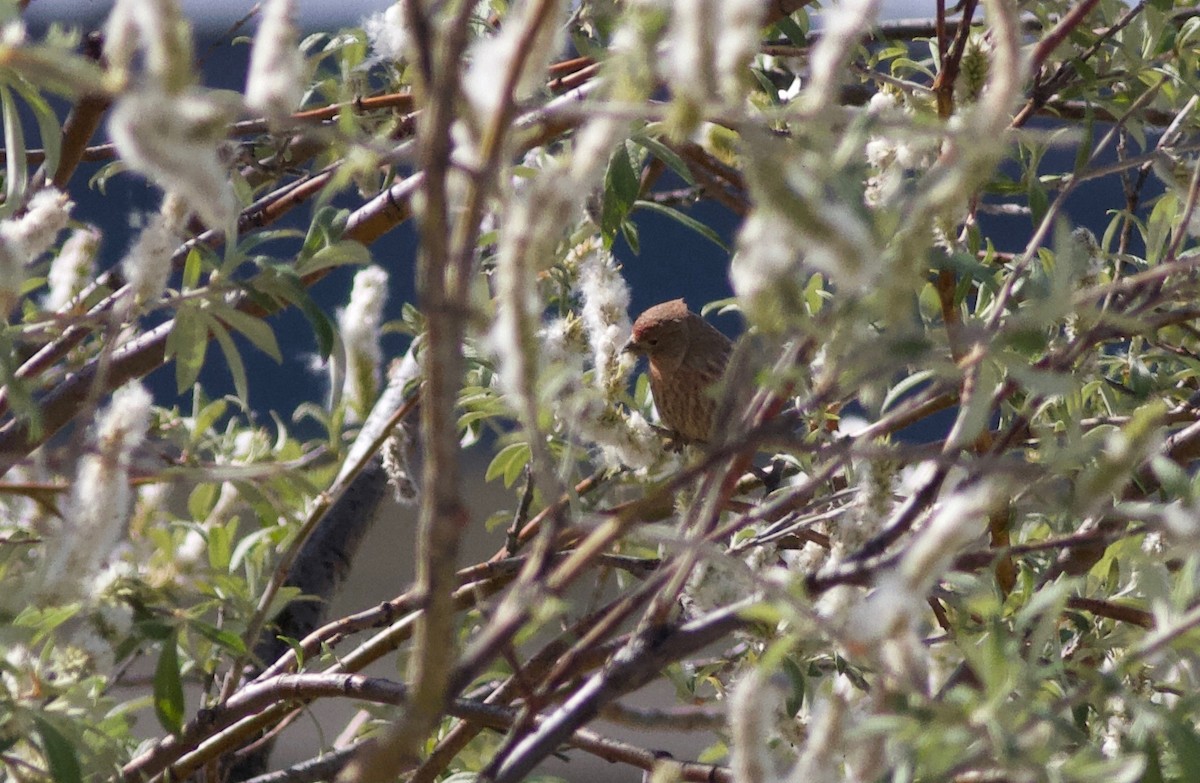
[1,0,1200,782]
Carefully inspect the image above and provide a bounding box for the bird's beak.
[622,339,638,355]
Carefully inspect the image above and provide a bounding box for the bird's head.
[624,298,690,371]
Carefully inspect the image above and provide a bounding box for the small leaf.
[190,620,248,655]
[296,240,371,276]
[602,143,640,245]
[166,306,210,393]
[486,441,532,488]
[33,716,82,783]
[205,312,250,405]
[298,206,350,259]
[211,306,283,362]
[182,247,203,290]
[1168,721,1200,782]
[11,78,61,185]
[633,200,728,250]
[946,359,1000,450]
[1,83,29,217]
[254,267,335,358]
[154,632,187,735]
[207,516,235,571]
[772,13,809,47]
[632,132,695,185]
[620,218,640,254]
[188,483,219,521]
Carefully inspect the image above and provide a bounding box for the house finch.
[624,298,732,444]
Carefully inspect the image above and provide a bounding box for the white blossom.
[715,0,768,103]
[246,0,305,122]
[109,86,239,230]
[364,2,410,62]
[0,188,73,310]
[338,265,390,420]
[575,238,633,395]
[121,193,187,304]
[103,0,193,91]
[731,208,798,306]
[44,226,100,312]
[3,188,72,259]
[663,0,770,106]
[462,0,566,124]
[805,0,881,109]
[38,383,152,602]
[728,669,789,783]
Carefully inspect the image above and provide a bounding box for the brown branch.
[1029,0,1105,74]
[930,0,979,118]
[486,604,750,783]
[1066,596,1154,629]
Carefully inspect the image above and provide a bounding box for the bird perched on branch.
[624,298,732,444]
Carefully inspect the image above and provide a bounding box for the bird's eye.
[646,338,658,346]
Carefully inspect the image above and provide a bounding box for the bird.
[624,298,733,444]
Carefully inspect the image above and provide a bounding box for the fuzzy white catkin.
[843,479,1000,651]
[663,0,717,107]
[121,193,187,304]
[103,0,192,91]
[38,383,153,602]
[730,208,802,308]
[44,226,100,312]
[729,669,788,783]
[663,0,772,104]
[576,238,633,395]
[109,87,239,231]
[0,188,73,311]
[715,0,768,103]
[364,2,409,62]
[246,0,304,122]
[338,265,389,421]
[805,0,881,109]
[461,0,566,124]
[4,189,73,259]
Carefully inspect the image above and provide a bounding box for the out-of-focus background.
[26,0,941,31]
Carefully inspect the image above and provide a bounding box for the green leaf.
[166,305,210,393]
[485,441,532,488]
[1142,740,1165,783]
[772,13,809,47]
[631,131,694,185]
[279,635,306,668]
[601,143,640,246]
[154,632,187,734]
[1167,721,1200,782]
[33,716,81,783]
[15,604,82,642]
[189,397,228,444]
[298,206,350,260]
[210,305,283,362]
[751,68,781,103]
[945,359,1000,449]
[296,240,371,276]
[182,247,204,290]
[207,516,235,570]
[633,200,728,251]
[188,483,219,521]
[189,620,248,655]
[253,267,336,358]
[205,312,250,405]
[1,83,28,218]
[11,78,61,185]
[0,337,40,439]
[620,218,640,254]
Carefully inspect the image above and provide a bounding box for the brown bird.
[624,298,733,444]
